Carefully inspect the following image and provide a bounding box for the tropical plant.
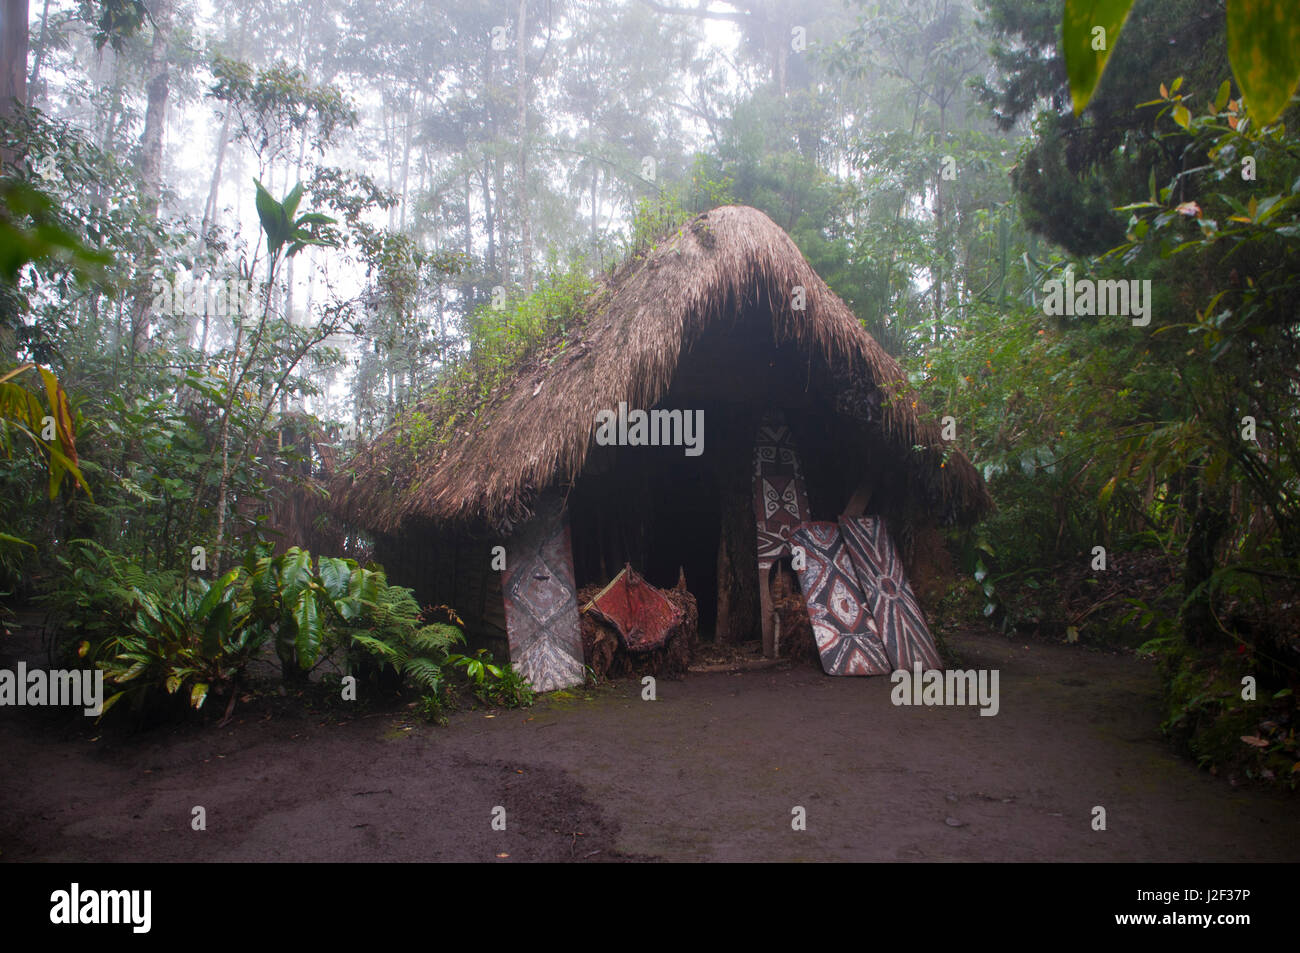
[97,569,247,719]
[242,546,381,681]
[0,362,90,502]
[447,647,534,709]
[253,179,337,279]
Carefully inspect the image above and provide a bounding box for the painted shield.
[790,522,892,676]
[754,417,812,569]
[502,497,584,692]
[838,516,942,672]
[585,564,683,653]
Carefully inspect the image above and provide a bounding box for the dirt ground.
[2,627,1297,863]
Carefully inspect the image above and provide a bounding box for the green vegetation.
[44,542,529,725]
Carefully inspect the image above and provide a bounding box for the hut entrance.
[568,434,725,640]
[644,452,720,636]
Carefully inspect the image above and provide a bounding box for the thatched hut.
[332,206,990,691]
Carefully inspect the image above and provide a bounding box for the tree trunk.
[128,0,175,366]
[200,106,233,237]
[398,88,413,231]
[26,0,47,103]
[482,161,495,274]
[515,0,532,291]
[1,0,28,168]
[137,0,174,214]
[1182,480,1231,649]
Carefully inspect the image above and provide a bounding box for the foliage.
[241,546,381,678]
[96,568,247,717]
[1064,0,1300,126]
[75,538,529,727]
[1060,0,1140,116]
[0,363,90,502]
[77,0,150,53]
[82,545,451,721]
[209,55,357,166]
[1141,635,1299,787]
[446,648,535,709]
[344,587,464,700]
[0,179,111,285]
[253,179,337,268]
[42,540,182,654]
[980,0,1231,255]
[380,259,597,467]
[462,260,594,382]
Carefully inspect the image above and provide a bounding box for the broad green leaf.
[293,593,322,668]
[1227,0,1300,127]
[202,602,231,657]
[195,570,238,619]
[35,365,79,472]
[191,683,208,709]
[1215,78,1232,112]
[279,549,313,607]
[317,556,351,601]
[1063,0,1139,115]
[253,178,284,255]
[113,659,146,681]
[348,566,380,607]
[282,182,305,220]
[251,556,279,605]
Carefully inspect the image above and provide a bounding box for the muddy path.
[1,629,1296,862]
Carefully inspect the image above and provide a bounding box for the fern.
[409,623,463,655]
[401,656,445,694]
[343,578,465,698]
[348,633,406,665]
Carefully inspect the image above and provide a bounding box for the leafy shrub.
[240,546,382,681]
[87,545,409,720]
[447,647,534,709]
[96,569,247,717]
[70,542,532,726]
[42,540,182,658]
[346,586,465,700]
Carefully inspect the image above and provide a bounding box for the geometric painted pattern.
[502,496,584,693]
[838,516,942,673]
[753,415,812,569]
[790,522,892,676]
[585,563,683,653]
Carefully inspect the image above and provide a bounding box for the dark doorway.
[644,452,720,635]
[568,439,722,638]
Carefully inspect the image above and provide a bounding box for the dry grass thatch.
[332,205,991,534]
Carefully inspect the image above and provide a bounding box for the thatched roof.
[332,205,990,535]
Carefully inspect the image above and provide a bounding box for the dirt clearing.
[2,629,1296,862]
